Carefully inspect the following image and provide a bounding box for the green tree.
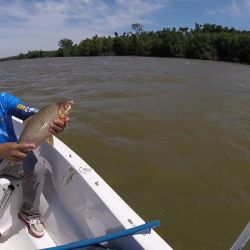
[58,39,73,49]
[237,35,250,63]
[2,22,250,64]
[185,33,216,60]
[131,23,143,35]
[113,37,128,55]
[58,38,73,56]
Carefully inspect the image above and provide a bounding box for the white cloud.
[208,0,250,18]
[0,0,169,58]
[226,0,250,16]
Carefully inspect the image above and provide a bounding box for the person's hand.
[0,142,35,162]
[49,117,69,134]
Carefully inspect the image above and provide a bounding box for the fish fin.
[46,136,54,146]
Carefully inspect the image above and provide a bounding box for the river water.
[0,57,249,249]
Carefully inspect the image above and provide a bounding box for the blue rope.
[41,220,160,250]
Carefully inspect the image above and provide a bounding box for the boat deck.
[0,220,56,250]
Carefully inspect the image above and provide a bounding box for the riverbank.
[1,23,249,64]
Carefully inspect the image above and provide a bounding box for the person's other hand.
[50,117,69,134]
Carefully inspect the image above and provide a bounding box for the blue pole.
[41,220,160,250]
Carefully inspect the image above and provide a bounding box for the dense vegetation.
[1,23,250,64]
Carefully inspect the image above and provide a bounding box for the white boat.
[230,221,250,250]
[0,117,172,250]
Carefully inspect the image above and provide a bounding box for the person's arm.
[0,142,35,162]
[1,92,38,120]
[2,93,68,134]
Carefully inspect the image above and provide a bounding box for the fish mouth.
[65,100,74,113]
[68,100,74,105]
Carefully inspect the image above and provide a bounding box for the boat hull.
[0,117,172,250]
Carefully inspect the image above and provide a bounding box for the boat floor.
[0,220,55,250]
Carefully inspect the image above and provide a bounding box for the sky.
[0,0,249,58]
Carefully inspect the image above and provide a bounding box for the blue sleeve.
[1,93,39,120]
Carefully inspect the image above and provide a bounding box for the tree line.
[1,23,250,64]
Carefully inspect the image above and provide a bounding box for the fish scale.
[19,103,60,147]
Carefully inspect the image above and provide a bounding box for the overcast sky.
[0,0,249,58]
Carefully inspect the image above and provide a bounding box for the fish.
[0,100,74,173]
[19,100,74,147]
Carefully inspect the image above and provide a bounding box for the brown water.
[0,57,249,249]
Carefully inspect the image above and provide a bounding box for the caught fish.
[0,100,74,173]
[19,100,74,147]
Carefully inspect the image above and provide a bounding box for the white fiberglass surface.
[38,142,143,249]
[5,118,171,250]
[9,118,143,249]
[0,175,55,250]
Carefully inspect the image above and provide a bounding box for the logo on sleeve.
[17,104,27,111]
[17,104,38,113]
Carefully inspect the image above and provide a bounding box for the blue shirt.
[0,93,38,143]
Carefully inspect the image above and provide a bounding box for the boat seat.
[41,220,160,250]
